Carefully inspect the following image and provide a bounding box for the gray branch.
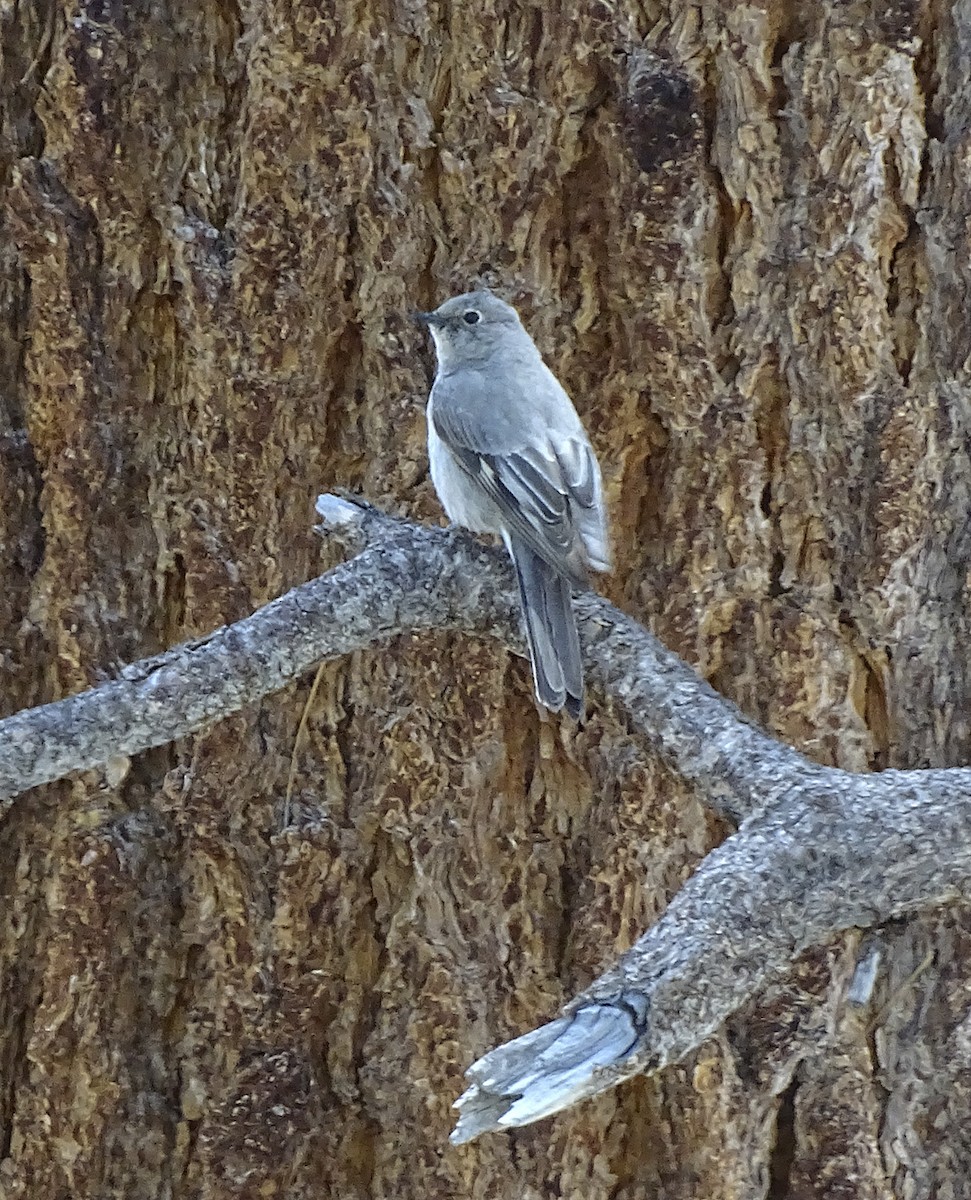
[0,500,518,805]
[0,497,798,818]
[450,765,971,1141]
[2,497,969,1145]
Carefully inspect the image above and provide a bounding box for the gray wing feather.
[431,377,607,583]
[555,436,597,508]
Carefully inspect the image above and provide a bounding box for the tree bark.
[1,1,969,1199]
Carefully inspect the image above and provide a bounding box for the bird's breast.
[427,409,501,534]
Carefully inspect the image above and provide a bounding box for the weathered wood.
[1,0,969,1196]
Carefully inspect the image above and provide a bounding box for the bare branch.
[574,591,816,822]
[4,498,971,1149]
[452,763,971,1141]
[0,503,516,805]
[0,499,808,821]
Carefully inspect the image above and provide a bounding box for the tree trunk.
[1,1,968,1197]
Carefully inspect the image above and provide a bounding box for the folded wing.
[430,386,608,583]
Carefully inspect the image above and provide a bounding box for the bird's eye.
[463,310,481,325]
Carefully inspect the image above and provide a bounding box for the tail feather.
[507,535,584,720]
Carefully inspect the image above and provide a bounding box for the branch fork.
[2,496,969,1143]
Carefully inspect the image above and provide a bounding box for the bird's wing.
[430,378,601,583]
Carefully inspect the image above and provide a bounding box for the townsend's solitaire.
[416,290,610,719]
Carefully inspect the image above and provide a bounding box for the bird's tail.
[507,534,584,720]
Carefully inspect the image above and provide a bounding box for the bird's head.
[415,290,526,368]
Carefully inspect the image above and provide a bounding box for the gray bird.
[416,289,610,719]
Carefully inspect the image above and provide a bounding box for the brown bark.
[1,1,969,1198]
[5,503,970,1154]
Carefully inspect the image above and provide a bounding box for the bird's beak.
[413,310,438,328]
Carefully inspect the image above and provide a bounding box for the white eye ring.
[462,310,481,325]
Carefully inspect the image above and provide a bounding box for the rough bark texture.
[7,510,971,1154]
[0,2,969,1199]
